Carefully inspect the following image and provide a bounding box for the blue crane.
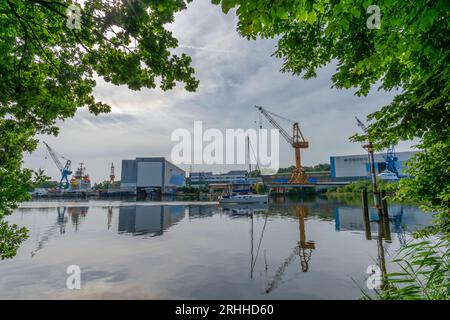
[383,144,399,177]
[43,141,72,190]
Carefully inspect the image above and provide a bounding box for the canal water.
[0,196,431,299]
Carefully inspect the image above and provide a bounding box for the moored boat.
[219,193,268,204]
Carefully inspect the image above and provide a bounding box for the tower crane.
[255,106,309,184]
[43,141,72,190]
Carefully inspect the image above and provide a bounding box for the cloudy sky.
[23,1,417,183]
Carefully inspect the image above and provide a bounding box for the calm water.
[0,196,431,299]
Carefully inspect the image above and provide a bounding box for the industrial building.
[189,170,248,185]
[121,157,185,194]
[188,170,261,191]
[330,151,418,180]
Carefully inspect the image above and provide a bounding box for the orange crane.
[255,106,309,184]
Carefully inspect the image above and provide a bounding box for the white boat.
[219,193,268,204]
[377,170,400,181]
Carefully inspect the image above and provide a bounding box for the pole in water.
[361,188,371,240]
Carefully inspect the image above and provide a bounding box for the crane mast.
[43,141,72,190]
[255,106,309,184]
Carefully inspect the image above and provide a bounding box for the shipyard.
[1,0,447,308]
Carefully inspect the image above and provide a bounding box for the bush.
[255,182,267,194]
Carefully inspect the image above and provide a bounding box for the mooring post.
[362,188,371,240]
[381,189,389,216]
[362,188,369,216]
[380,189,391,241]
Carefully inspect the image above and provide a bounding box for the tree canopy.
[0,0,198,259]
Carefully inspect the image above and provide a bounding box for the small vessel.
[219,192,268,204]
[377,170,400,182]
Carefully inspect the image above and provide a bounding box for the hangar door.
[137,161,163,187]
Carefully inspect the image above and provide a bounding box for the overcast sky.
[23,1,417,183]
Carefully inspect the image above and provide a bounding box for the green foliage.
[0,0,198,259]
[371,238,449,300]
[278,163,330,174]
[92,180,121,190]
[277,165,295,174]
[32,180,59,190]
[249,169,261,177]
[255,182,267,194]
[304,163,330,172]
[177,185,209,194]
[334,179,389,193]
[0,220,28,260]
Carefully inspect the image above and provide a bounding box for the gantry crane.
[255,106,309,184]
[43,141,72,190]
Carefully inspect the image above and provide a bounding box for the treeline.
[250,163,330,177]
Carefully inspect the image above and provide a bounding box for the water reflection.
[264,207,313,293]
[118,205,185,237]
[187,205,216,219]
[219,197,431,295]
[2,197,432,299]
[221,202,269,217]
[67,206,89,231]
[31,206,70,256]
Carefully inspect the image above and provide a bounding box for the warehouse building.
[121,157,185,194]
[189,170,248,186]
[330,151,418,180]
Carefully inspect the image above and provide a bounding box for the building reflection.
[118,205,185,237]
[107,206,113,230]
[331,202,430,290]
[67,206,89,231]
[332,203,431,243]
[187,205,217,219]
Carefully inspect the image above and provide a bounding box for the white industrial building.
[121,157,185,194]
[330,151,418,180]
[189,170,248,186]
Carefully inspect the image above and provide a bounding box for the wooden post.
[380,190,391,241]
[362,188,369,216]
[381,189,389,216]
[362,188,371,240]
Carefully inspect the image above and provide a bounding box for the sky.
[23,1,417,184]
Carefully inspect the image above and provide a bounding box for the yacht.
[377,170,400,181]
[219,192,269,204]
